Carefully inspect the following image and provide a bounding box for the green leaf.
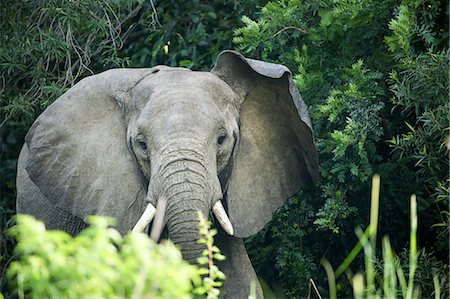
[319,9,333,27]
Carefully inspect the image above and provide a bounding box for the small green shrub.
[193,211,226,299]
[6,214,226,299]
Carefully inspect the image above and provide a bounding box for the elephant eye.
[217,132,227,145]
[138,140,147,150]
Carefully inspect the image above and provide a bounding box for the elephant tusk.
[212,201,234,236]
[132,203,157,233]
[150,197,167,242]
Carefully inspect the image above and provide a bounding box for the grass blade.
[322,259,337,299]
[382,236,396,299]
[370,175,380,250]
[406,195,418,299]
[432,270,441,299]
[353,273,364,299]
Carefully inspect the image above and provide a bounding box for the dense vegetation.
[1,0,448,298]
[234,0,448,297]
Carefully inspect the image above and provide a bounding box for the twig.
[270,26,309,39]
[0,74,5,95]
[0,116,10,128]
[149,0,162,28]
[308,279,323,299]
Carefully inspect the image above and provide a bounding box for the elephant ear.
[212,51,318,238]
[24,68,156,234]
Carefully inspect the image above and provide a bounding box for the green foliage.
[235,0,448,296]
[193,212,226,299]
[392,248,449,298]
[385,0,449,253]
[234,0,395,236]
[314,60,385,231]
[246,194,318,296]
[123,1,264,69]
[7,215,200,299]
[0,0,145,124]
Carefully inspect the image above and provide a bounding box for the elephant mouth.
[132,200,234,237]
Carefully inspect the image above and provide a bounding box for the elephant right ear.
[212,51,318,238]
[24,68,156,233]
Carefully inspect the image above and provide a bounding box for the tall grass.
[324,175,442,298]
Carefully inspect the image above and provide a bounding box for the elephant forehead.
[135,70,236,104]
[140,93,222,133]
[125,71,238,130]
[137,70,232,114]
[150,69,225,87]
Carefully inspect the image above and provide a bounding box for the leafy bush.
[246,194,318,297]
[385,0,449,254]
[313,60,385,231]
[6,212,226,299]
[7,215,198,298]
[235,0,448,296]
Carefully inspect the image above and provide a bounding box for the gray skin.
[16,51,318,299]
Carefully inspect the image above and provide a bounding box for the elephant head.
[23,51,318,263]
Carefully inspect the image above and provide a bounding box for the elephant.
[16,50,318,298]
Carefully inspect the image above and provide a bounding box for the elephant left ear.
[211,51,318,238]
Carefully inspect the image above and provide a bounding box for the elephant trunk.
[160,152,211,264]
[167,210,207,263]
